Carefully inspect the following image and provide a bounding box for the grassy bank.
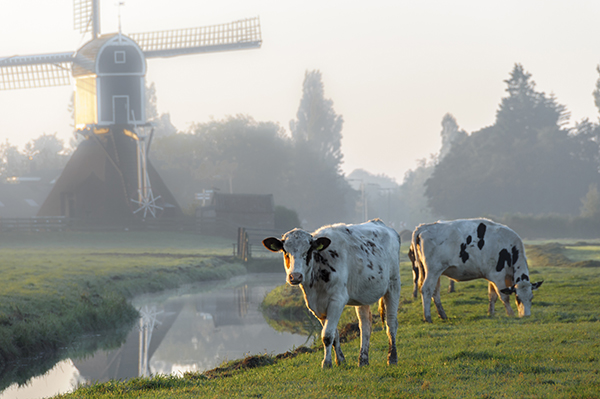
[0,231,246,377]
[55,240,600,398]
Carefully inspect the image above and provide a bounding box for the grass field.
[0,232,598,398]
[49,239,600,399]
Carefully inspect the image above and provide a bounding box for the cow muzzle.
[287,272,303,285]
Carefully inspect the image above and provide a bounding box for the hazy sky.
[1,0,600,183]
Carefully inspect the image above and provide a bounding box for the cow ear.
[313,237,331,252]
[500,286,516,295]
[532,281,543,290]
[263,237,284,252]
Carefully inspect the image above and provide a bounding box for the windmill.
[0,0,261,221]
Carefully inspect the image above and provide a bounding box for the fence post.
[237,227,249,262]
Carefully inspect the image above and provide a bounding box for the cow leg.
[420,271,440,323]
[320,300,345,369]
[499,290,515,317]
[355,305,372,367]
[332,329,345,365]
[448,280,456,293]
[433,277,448,320]
[381,284,400,365]
[318,319,344,367]
[411,264,419,299]
[488,282,497,316]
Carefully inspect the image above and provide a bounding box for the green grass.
[53,240,600,398]
[0,231,245,386]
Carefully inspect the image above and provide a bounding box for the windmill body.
[73,33,146,129]
[0,0,261,222]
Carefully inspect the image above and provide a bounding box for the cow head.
[263,229,331,286]
[500,280,543,317]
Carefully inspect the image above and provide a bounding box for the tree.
[593,65,600,116]
[0,140,27,177]
[290,70,344,172]
[145,82,177,138]
[288,70,355,227]
[150,115,293,210]
[24,133,71,171]
[425,64,597,218]
[397,157,437,229]
[150,72,356,226]
[580,184,600,220]
[497,64,568,136]
[439,113,467,160]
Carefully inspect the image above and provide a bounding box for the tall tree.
[290,70,344,171]
[593,65,600,116]
[496,64,568,136]
[288,70,355,227]
[439,113,467,160]
[145,82,177,138]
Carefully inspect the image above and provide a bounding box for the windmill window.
[115,51,126,64]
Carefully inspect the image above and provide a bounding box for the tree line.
[150,71,356,229]
[424,64,600,223]
[2,65,600,233]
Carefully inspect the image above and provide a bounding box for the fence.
[0,217,283,265]
[234,226,282,262]
[0,216,197,233]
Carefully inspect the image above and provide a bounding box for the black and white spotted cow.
[409,218,543,323]
[263,219,401,369]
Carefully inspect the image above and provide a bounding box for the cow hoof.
[388,349,398,365]
[423,317,433,323]
[321,360,332,369]
[358,359,369,367]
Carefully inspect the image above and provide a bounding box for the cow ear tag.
[313,237,331,251]
[263,237,283,252]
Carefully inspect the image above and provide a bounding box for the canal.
[0,273,313,399]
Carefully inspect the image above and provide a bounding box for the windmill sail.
[0,53,74,90]
[131,17,262,59]
[74,0,100,38]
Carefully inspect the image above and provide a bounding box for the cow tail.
[378,297,386,326]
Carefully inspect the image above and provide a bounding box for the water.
[0,273,311,399]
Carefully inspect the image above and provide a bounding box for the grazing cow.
[409,218,543,323]
[263,219,401,369]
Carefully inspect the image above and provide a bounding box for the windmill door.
[113,96,130,124]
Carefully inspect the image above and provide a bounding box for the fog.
[1,1,600,234]
[2,1,600,183]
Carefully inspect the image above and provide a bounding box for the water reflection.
[0,360,84,399]
[138,306,163,377]
[0,273,310,399]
